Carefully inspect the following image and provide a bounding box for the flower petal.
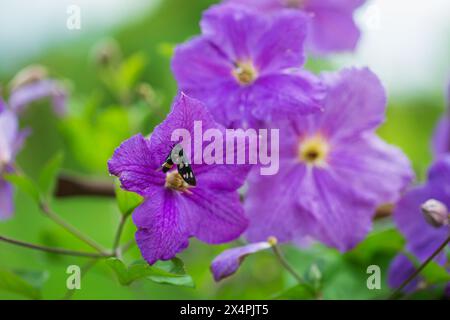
[0,110,19,165]
[0,179,14,220]
[245,161,309,243]
[318,68,387,142]
[172,38,239,127]
[251,71,325,122]
[9,80,67,117]
[306,5,361,54]
[388,254,421,293]
[133,191,190,265]
[394,159,450,264]
[432,117,450,157]
[200,4,267,61]
[108,134,163,197]
[181,187,249,244]
[149,94,223,166]
[329,134,414,205]
[295,166,376,251]
[211,241,272,281]
[253,10,308,73]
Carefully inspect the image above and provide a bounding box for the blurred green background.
[0,0,449,299]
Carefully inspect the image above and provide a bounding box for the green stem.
[0,235,111,258]
[112,215,129,256]
[271,244,304,284]
[389,235,450,299]
[39,202,108,255]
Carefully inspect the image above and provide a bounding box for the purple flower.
[211,239,274,281]
[388,254,422,293]
[108,94,249,264]
[388,156,450,292]
[244,68,414,251]
[432,82,450,157]
[9,79,67,117]
[172,4,324,129]
[225,0,366,54]
[0,102,28,219]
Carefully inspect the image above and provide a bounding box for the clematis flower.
[388,156,450,293]
[108,94,249,264]
[0,100,28,219]
[172,4,324,129]
[244,68,414,251]
[8,65,67,117]
[225,0,366,54]
[211,238,276,281]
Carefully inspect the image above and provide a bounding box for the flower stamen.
[284,0,306,9]
[232,61,258,85]
[298,134,330,167]
[165,171,193,193]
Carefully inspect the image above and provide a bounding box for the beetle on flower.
[108,94,250,265]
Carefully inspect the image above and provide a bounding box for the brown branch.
[0,235,112,258]
[55,175,115,198]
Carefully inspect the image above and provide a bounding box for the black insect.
[159,144,196,186]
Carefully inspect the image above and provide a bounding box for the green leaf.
[345,228,405,263]
[420,261,450,284]
[4,174,40,203]
[149,258,195,287]
[106,258,194,288]
[115,180,143,216]
[0,267,45,299]
[105,258,129,285]
[38,152,64,198]
[273,284,317,300]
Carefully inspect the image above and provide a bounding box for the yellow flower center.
[165,171,191,193]
[232,61,258,85]
[298,134,330,167]
[284,0,307,9]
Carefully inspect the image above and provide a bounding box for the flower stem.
[112,215,129,256]
[389,234,450,299]
[0,235,111,258]
[271,244,304,284]
[39,202,108,255]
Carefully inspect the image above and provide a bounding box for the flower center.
[165,171,191,193]
[232,61,258,85]
[298,134,330,167]
[284,0,306,9]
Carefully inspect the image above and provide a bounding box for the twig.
[39,202,108,255]
[55,175,115,198]
[389,235,450,299]
[0,235,111,258]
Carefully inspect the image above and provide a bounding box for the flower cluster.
[110,1,415,275]
[0,66,67,219]
[389,83,450,294]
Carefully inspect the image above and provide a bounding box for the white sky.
[0,0,449,97]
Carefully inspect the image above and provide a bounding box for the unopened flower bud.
[267,236,278,246]
[10,65,48,91]
[93,39,121,67]
[421,199,449,228]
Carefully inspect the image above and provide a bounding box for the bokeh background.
[0,0,449,299]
